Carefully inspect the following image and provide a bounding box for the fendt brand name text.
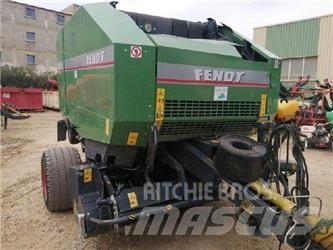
[86,51,105,65]
[194,69,245,82]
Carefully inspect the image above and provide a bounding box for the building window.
[289,58,303,80]
[25,7,36,18]
[280,57,318,81]
[26,55,36,64]
[26,32,35,42]
[281,59,289,80]
[303,57,318,80]
[57,15,65,24]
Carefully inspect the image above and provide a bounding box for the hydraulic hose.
[249,181,333,249]
[268,123,310,209]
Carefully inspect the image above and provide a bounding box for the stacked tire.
[214,135,267,183]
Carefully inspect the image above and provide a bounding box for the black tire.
[41,147,81,212]
[214,135,267,183]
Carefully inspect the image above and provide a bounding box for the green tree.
[0,65,57,88]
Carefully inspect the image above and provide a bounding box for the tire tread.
[41,146,81,212]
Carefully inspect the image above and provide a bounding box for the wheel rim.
[41,161,48,201]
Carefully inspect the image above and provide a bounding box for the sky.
[15,0,333,39]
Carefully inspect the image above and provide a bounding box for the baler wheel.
[214,135,267,183]
[41,147,81,212]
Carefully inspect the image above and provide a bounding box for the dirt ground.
[1,111,332,250]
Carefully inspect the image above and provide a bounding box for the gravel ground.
[1,111,332,249]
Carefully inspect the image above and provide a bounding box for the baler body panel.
[112,43,156,146]
[57,3,156,146]
[58,7,115,144]
[149,34,278,140]
[57,2,281,146]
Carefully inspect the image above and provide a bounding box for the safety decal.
[155,88,165,129]
[259,94,267,117]
[127,192,139,208]
[83,168,92,183]
[2,93,10,98]
[105,118,110,136]
[127,132,139,145]
[130,46,142,58]
[214,86,228,101]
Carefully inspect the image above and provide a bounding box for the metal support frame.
[68,136,329,248]
[146,125,158,173]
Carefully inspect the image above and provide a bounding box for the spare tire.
[214,135,267,183]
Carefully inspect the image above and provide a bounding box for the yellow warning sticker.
[155,88,165,129]
[259,94,267,117]
[83,168,92,183]
[127,192,138,208]
[105,118,110,136]
[127,132,139,145]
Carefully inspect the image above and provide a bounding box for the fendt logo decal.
[58,45,114,72]
[86,51,105,65]
[194,69,245,82]
[156,62,269,88]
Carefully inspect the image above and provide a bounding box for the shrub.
[0,65,57,88]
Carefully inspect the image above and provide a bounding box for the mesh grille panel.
[164,100,261,118]
[159,120,256,135]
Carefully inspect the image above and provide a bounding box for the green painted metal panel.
[111,43,156,146]
[57,3,156,146]
[57,6,114,144]
[83,3,155,46]
[265,18,320,58]
[152,42,281,141]
[149,34,242,58]
[61,8,112,60]
[58,3,281,146]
